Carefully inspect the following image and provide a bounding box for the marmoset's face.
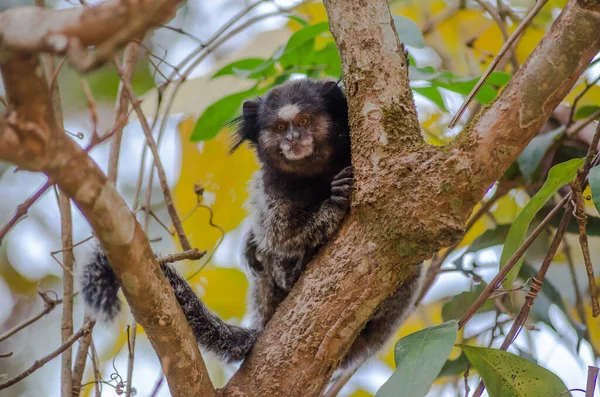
[257,82,334,174]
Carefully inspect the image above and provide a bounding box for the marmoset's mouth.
[281,141,313,160]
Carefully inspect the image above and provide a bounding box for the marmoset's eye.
[298,115,310,127]
[275,122,287,132]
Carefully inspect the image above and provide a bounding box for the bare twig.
[125,324,137,397]
[160,25,204,46]
[0,352,13,358]
[0,290,63,342]
[586,366,599,397]
[112,57,192,252]
[0,182,51,246]
[158,248,206,264]
[71,316,96,397]
[572,175,600,317]
[108,41,140,182]
[449,0,550,127]
[567,109,600,137]
[473,0,519,71]
[58,191,75,397]
[149,376,164,397]
[472,207,573,397]
[458,193,570,329]
[0,321,94,391]
[569,75,600,126]
[422,0,463,35]
[79,78,99,143]
[563,238,591,339]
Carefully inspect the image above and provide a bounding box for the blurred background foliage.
[1,0,599,396]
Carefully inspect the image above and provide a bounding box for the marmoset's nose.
[286,128,300,142]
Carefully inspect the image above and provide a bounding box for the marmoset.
[82,78,424,371]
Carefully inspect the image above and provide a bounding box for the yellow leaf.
[564,84,600,108]
[173,116,259,252]
[457,203,492,248]
[192,265,249,320]
[583,303,600,353]
[492,192,521,224]
[349,390,373,397]
[293,1,328,24]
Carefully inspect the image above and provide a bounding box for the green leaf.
[211,58,266,79]
[574,105,600,120]
[413,86,447,111]
[191,86,267,142]
[460,345,570,397]
[517,127,565,183]
[487,71,512,87]
[589,165,600,215]
[438,353,469,378]
[286,15,309,27]
[442,283,494,322]
[392,15,425,48]
[435,79,498,104]
[376,321,458,397]
[279,39,318,69]
[313,43,342,78]
[283,22,330,53]
[501,158,584,288]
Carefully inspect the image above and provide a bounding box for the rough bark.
[220,0,600,395]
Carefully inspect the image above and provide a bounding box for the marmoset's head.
[232,79,349,176]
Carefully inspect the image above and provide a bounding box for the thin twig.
[0,321,94,391]
[125,324,136,397]
[0,182,51,246]
[160,25,205,46]
[149,376,164,397]
[79,78,99,143]
[71,316,96,397]
[0,290,63,342]
[422,0,463,35]
[108,41,140,183]
[458,192,571,329]
[569,75,600,127]
[473,0,519,71]
[58,191,75,397]
[158,248,206,264]
[586,366,599,397]
[572,175,600,317]
[563,238,591,340]
[0,352,13,358]
[472,207,573,397]
[449,0,550,127]
[90,339,101,397]
[112,58,193,252]
[567,109,600,137]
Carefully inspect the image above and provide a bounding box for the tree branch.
[0,53,214,397]
[454,0,600,202]
[0,0,184,71]
[221,1,600,396]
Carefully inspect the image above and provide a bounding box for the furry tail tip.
[81,248,122,322]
